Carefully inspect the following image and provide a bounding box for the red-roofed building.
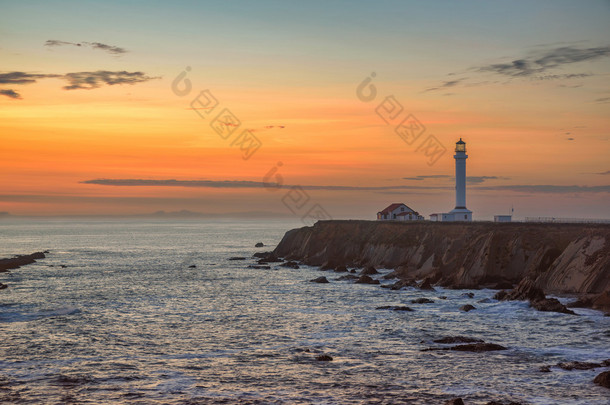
[376,203,423,221]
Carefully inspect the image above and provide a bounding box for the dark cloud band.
[45,40,127,55]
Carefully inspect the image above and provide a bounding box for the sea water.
[1,219,609,404]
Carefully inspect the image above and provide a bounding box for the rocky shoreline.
[0,251,48,290]
[272,220,610,314]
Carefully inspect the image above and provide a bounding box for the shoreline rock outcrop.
[273,220,610,312]
[0,252,46,272]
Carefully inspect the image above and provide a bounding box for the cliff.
[274,221,610,309]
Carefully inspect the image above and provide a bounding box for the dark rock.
[530,298,576,315]
[316,354,333,361]
[60,265,67,268]
[390,279,416,290]
[0,252,46,272]
[494,281,514,290]
[188,265,196,268]
[444,399,464,405]
[258,254,282,263]
[336,274,358,281]
[503,278,545,301]
[434,336,483,344]
[461,292,475,298]
[602,359,610,366]
[248,265,271,270]
[460,304,476,312]
[320,262,336,271]
[228,257,246,261]
[376,306,413,311]
[255,242,264,247]
[438,296,448,300]
[539,365,551,372]
[360,266,378,276]
[485,402,524,405]
[355,275,379,285]
[349,268,356,273]
[43,250,50,254]
[411,298,434,304]
[383,271,398,280]
[493,290,509,300]
[557,361,601,371]
[477,298,493,303]
[334,265,348,273]
[594,371,610,388]
[451,343,507,352]
[418,277,435,290]
[310,276,329,283]
[280,261,300,269]
[253,251,273,258]
[0,283,7,290]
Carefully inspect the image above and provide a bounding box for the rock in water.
[375,306,413,311]
[503,278,545,301]
[444,399,464,405]
[355,275,379,284]
[530,298,576,315]
[188,265,196,268]
[557,361,601,370]
[360,266,378,275]
[411,298,434,304]
[460,304,476,312]
[450,343,507,352]
[316,354,333,361]
[228,257,246,261]
[433,336,483,344]
[594,371,610,388]
[255,242,264,247]
[0,282,7,290]
[280,261,300,269]
[310,276,329,284]
[539,366,551,372]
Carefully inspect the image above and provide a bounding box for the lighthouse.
[447,138,472,221]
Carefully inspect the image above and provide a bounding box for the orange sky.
[1,1,609,219]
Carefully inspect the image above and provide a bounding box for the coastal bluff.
[274,220,610,310]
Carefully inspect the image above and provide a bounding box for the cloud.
[478,45,610,77]
[82,178,606,194]
[0,89,21,99]
[466,176,502,184]
[45,39,127,55]
[62,71,157,90]
[403,175,451,181]
[596,170,610,175]
[475,184,610,193]
[424,79,465,92]
[595,97,610,104]
[81,178,450,191]
[403,175,506,184]
[425,44,609,92]
[0,70,157,98]
[0,71,60,85]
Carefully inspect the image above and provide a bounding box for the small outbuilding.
[494,215,512,223]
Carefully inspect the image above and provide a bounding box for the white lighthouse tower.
[447,138,472,221]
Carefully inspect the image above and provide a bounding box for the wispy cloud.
[402,175,507,184]
[82,178,607,194]
[402,175,451,181]
[596,170,610,175]
[62,71,156,90]
[478,45,610,77]
[595,97,610,104]
[0,89,21,99]
[425,44,609,92]
[45,40,127,55]
[424,79,465,92]
[0,70,158,99]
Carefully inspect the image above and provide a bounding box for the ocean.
[0,219,609,404]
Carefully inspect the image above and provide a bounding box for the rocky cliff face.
[274,221,610,306]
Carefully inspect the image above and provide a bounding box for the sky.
[1,0,609,220]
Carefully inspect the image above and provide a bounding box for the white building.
[377,203,423,221]
[494,215,512,222]
[432,138,473,222]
